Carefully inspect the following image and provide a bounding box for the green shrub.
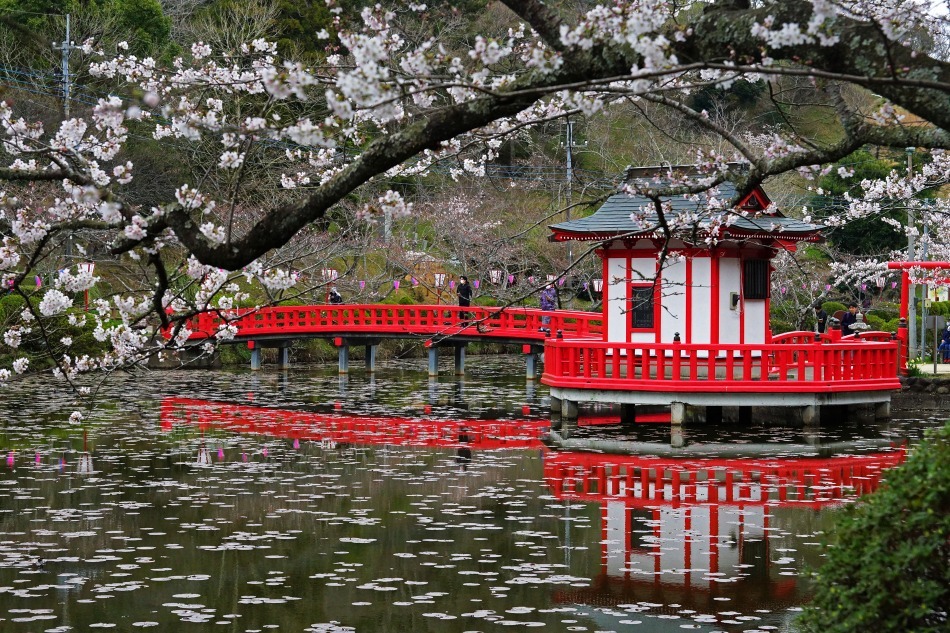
[865,314,885,331]
[822,300,847,316]
[797,423,950,633]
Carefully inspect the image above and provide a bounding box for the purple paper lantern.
[449,280,456,290]
[411,277,418,286]
[393,280,400,289]
[891,281,898,289]
[825,284,832,291]
[781,286,787,294]
[558,278,566,286]
[473,279,480,289]
[359,280,366,289]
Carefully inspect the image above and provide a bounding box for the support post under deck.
[338,345,349,374]
[524,344,542,381]
[250,344,261,371]
[277,347,290,370]
[454,345,466,376]
[875,400,891,419]
[671,402,686,426]
[365,345,376,373]
[428,347,439,377]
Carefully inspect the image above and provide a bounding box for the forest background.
[0,0,947,367]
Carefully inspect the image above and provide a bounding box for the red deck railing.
[178,304,602,342]
[541,338,900,393]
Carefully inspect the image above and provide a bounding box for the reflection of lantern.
[196,447,212,465]
[489,270,502,284]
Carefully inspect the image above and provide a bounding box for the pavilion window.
[743,260,770,300]
[630,285,655,329]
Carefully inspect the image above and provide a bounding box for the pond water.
[0,356,941,632]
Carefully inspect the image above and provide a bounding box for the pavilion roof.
[550,170,823,244]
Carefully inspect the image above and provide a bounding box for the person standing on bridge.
[328,286,343,304]
[457,276,473,321]
[539,283,557,334]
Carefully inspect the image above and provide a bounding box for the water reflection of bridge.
[160,397,548,451]
[160,397,908,615]
[543,432,906,614]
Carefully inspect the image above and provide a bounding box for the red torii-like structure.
[887,260,950,369]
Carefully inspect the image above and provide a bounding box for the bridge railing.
[180,304,603,342]
[542,338,900,392]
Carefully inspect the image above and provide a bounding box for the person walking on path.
[539,283,557,333]
[457,275,473,321]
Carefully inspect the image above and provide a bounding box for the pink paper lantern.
[411,277,418,286]
[558,278,565,286]
[508,274,515,284]
[359,280,366,289]
[473,279,480,289]
[861,284,867,291]
[892,281,898,288]
[393,280,400,289]
[449,280,456,290]
[825,284,832,291]
[781,286,787,294]
[528,276,535,284]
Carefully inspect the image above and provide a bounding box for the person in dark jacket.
[841,303,858,335]
[457,276,473,320]
[328,287,343,304]
[814,304,828,334]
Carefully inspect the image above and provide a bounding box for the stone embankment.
[895,376,950,411]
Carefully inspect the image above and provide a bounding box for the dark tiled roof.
[550,180,822,241]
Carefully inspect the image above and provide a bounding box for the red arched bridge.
[173,304,901,416]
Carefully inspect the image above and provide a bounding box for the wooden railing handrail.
[541,338,901,393]
[176,303,603,343]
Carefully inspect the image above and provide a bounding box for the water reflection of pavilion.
[160,397,547,451]
[543,431,906,611]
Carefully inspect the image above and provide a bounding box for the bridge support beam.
[561,398,578,420]
[365,345,377,373]
[454,345,466,376]
[250,344,261,371]
[428,347,439,377]
[277,346,291,370]
[524,344,543,381]
[549,396,561,413]
[338,345,350,374]
[671,401,687,426]
[875,400,891,419]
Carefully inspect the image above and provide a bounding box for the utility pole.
[907,147,917,359]
[54,14,73,118]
